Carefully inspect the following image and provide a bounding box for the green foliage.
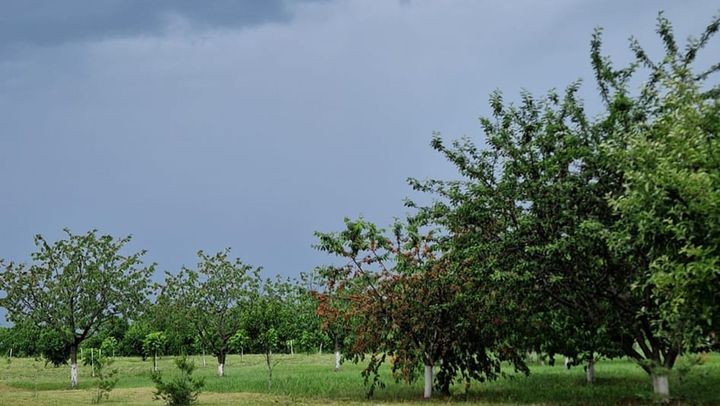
[143,332,167,358]
[228,330,248,355]
[243,277,296,388]
[151,355,205,405]
[163,249,260,374]
[37,330,69,367]
[606,58,720,352]
[0,229,154,387]
[100,337,118,358]
[120,321,151,359]
[315,217,528,398]
[0,322,40,358]
[144,331,167,371]
[91,355,119,404]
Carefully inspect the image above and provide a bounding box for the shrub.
[151,356,205,405]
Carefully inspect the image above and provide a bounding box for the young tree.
[164,249,260,377]
[228,329,249,361]
[0,229,154,388]
[144,332,167,372]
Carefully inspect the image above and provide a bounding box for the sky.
[1,0,718,310]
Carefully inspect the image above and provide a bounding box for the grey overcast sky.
[1,1,718,296]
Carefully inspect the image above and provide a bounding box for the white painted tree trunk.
[91,348,95,377]
[564,357,570,369]
[334,350,341,370]
[71,362,78,388]
[153,352,158,372]
[70,345,78,388]
[586,357,595,384]
[652,374,669,398]
[202,349,206,366]
[423,364,433,399]
[319,343,322,355]
[218,363,224,377]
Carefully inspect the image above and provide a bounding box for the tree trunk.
[319,342,322,355]
[586,354,595,384]
[240,347,244,362]
[334,340,341,371]
[202,348,206,366]
[652,374,669,399]
[217,351,226,377]
[70,345,78,388]
[424,363,433,399]
[91,348,95,377]
[266,350,273,389]
[153,351,158,372]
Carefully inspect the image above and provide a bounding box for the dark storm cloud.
[0,0,323,55]
[0,1,718,326]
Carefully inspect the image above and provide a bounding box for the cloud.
[0,0,328,57]
[0,0,717,291]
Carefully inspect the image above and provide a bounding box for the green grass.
[0,353,718,405]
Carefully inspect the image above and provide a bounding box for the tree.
[100,337,118,358]
[315,217,527,398]
[243,277,295,389]
[151,355,205,405]
[600,12,720,397]
[312,266,352,372]
[412,12,720,399]
[91,353,119,404]
[121,321,152,358]
[144,332,167,372]
[228,329,249,361]
[163,249,260,377]
[0,229,154,388]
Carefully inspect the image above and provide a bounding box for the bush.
[37,330,69,367]
[151,356,205,405]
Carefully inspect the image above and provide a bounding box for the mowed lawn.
[0,353,719,405]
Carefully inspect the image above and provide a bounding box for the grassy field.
[0,353,718,405]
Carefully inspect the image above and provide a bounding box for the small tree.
[143,332,167,372]
[228,330,249,361]
[91,354,119,404]
[151,355,205,405]
[0,230,154,388]
[100,337,118,358]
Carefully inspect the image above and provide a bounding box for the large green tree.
[0,229,154,387]
[599,13,720,396]
[413,12,720,399]
[163,249,259,377]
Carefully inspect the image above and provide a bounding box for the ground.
[0,353,718,405]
